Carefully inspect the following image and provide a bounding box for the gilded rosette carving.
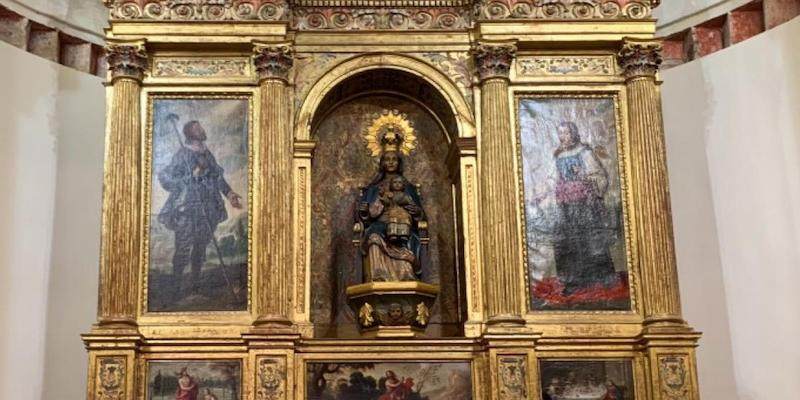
[105,43,148,81]
[104,0,288,21]
[618,39,663,79]
[497,356,527,400]
[478,0,656,20]
[659,355,691,400]
[253,44,295,82]
[256,357,287,400]
[292,7,471,30]
[472,42,517,81]
[95,357,126,400]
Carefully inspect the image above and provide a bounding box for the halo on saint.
[364,109,417,158]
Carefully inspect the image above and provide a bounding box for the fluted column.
[618,38,684,327]
[253,43,294,329]
[96,42,148,328]
[473,42,525,326]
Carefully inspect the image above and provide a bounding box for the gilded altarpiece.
[86,0,701,399]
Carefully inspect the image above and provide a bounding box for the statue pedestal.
[346,282,440,338]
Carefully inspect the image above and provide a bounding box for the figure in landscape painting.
[148,361,240,400]
[539,360,633,400]
[519,97,630,311]
[148,98,249,312]
[306,362,472,400]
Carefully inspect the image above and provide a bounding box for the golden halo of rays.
[364,109,417,158]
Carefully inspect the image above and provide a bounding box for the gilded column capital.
[253,43,295,83]
[618,38,663,79]
[472,42,517,81]
[105,42,148,82]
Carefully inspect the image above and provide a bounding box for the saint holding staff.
[157,116,242,303]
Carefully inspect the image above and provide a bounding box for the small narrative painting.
[306,362,472,400]
[540,360,634,400]
[147,360,242,400]
[148,97,249,312]
[518,96,631,311]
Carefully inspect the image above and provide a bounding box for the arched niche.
[304,59,473,338]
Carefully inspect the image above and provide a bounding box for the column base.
[486,313,526,326]
[252,315,296,335]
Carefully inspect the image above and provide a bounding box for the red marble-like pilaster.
[690,18,725,58]
[726,5,765,45]
[764,0,800,29]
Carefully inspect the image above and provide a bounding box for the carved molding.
[253,44,295,82]
[472,42,517,81]
[152,57,250,77]
[292,7,471,30]
[105,0,657,23]
[497,355,528,400]
[618,39,663,78]
[104,0,288,21]
[95,357,126,400]
[517,55,616,76]
[105,43,148,81]
[659,355,691,400]
[478,0,656,20]
[256,357,287,400]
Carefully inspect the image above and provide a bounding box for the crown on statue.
[364,109,417,158]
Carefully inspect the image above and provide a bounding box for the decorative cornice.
[477,0,655,20]
[292,6,471,30]
[618,38,663,79]
[104,0,288,21]
[253,43,295,82]
[105,42,148,81]
[472,42,517,81]
[104,0,657,24]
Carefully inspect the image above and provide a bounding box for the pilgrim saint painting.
[147,97,249,312]
[518,96,631,311]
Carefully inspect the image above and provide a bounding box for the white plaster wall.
[0,41,104,399]
[0,0,106,43]
[663,16,800,400]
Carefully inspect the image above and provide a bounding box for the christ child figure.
[378,176,414,243]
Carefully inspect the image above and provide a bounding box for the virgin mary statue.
[353,110,428,283]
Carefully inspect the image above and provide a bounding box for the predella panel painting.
[147,360,242,400]
[148,97,249,312]
[306,362,472,400]
[518,96,631,311]
[539,360,634,400]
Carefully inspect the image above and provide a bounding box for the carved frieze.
[152,57,250,78]
[517,55,616,76]
[292,7,471,30]
[105,0,657,24]
[104,0,288,21]
[478,0,656,20]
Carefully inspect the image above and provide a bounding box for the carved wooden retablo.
[86,0,700,399]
